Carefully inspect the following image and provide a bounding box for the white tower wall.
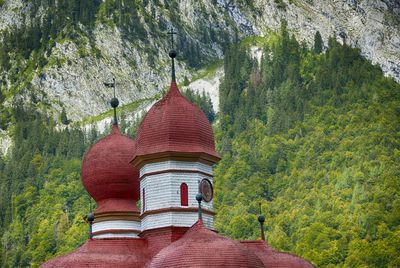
[140,160,214,231]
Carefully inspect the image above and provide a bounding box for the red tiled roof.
[132,81,220,163]
[40,238,151,267]
[241,240,315,268]
[146,219,265,268]
[82,124,140,213]
[139,226,188,258]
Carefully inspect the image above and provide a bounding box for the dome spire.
[167,28,177,82]
[87,213,94,239]
[104,77,119,124]
[258,202,265,241]
[196,184,203,220]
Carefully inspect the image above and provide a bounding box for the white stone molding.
[141,211,214,231]
[92,220,141,239]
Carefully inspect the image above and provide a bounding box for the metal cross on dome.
[167,28,177,49]
[104,77,116,98]
[167,28,178,81]
[104,77,119,124]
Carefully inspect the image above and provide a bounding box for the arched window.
[142,188,145,212]
[180,183,188,206]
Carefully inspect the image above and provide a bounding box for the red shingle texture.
[40,238,151,267]
[81,124,140,213]
[241,240,315,268]
[133,81,220,161]
[146,219,265,268]
[140,226,188,258]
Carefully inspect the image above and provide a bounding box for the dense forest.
[0,2,399,266]
[213,24,400,267]
[0,104,97,267]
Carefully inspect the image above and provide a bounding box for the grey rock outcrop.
[0,0,399,122]
[232,0,400,83]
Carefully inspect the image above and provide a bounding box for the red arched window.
[142,188,145,212]
[180,183,188,206]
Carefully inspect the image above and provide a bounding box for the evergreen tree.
[184,76,190,86]
[60,108,70,125]
[314,31,323,54]
[0,43,10,70]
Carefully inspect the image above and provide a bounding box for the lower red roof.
[241,240,315,268]
[40,238,151,267]
[40,224,315,268]
[146,219,265,268]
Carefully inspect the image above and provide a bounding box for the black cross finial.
[167,28,177,81]
[104,77,119,124]
[167,28,177,49]
[112,77,116,98]
[103,77,115,90]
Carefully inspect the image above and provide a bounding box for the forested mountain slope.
[0,1,399,267]
[213,25,400,267]
[0,0,399,127]
[0,0,239,127]
[1,24,399,267]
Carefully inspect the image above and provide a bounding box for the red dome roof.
[40,238,151,267]
[82,124,140,213]
[241,240,315,268]
[147,219,265,268]
[132,81,220,167]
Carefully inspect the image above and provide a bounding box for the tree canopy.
[214,25,400,267]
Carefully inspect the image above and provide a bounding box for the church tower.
[131,32,220,239]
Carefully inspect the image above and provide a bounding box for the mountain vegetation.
[213,23,400,267]
[182,88,215,123]
[0,2,399,267]
[0,104,95,267]
[0,0,236,123]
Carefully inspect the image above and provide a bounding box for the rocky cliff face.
[0,0,239,122]
[215,0,400,83]
[0,0,399,122]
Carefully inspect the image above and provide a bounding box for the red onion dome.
[241,240,315,267]
[40,238,151,267]
[147,219,265,268]
[132,81,220,167]
[82,124,140,213]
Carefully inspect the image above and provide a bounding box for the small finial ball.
[110,97,119,108]
[87,213,95,222]
[196,193,203,202]
[258,215,265,223]
[169,49,177,58]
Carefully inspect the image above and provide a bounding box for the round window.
[200,178,213,202]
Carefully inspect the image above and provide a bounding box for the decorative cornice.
[139,169,213,181]
[140,207,216,219]
[139,225,189,238]
[92,229,141,236]
[138,224,218,238]
[131,151,221,169]
[84,211,141,223]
